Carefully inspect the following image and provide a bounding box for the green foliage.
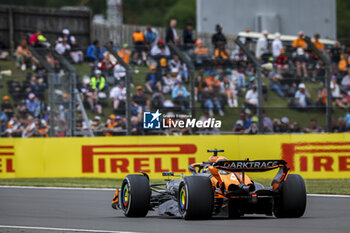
[122,0,195,28]
[0,0,106,14]
[337,0,350,42]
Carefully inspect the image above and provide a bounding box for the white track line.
[0,185,350,198]
[0,225,140,233]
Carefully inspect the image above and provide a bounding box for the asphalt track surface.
[0,187,350,233]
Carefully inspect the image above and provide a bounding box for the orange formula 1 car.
[112,149,306,220]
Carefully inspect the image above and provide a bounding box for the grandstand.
[0,5,350,138]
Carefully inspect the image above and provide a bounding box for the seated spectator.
[268,68,288,97]
[55,37,71,55]
[245,85,258,109]
[26,93,42,117]
[341,69,350,92]
[201,86,224,116]
[132,29,147,65]
[194,72,207,102]
[1,96,13,119]
[36,34,50,48]
[205,72,221,90]
[304,119,324,133]
[263,112,273,132]
[16,40,39,71]
[91,116,105,135]
[244,116,258,134]
[231,49,248,69]
[162,71,177,94]
[0,35,9,59]
[182,22,195,50]
[34,118,48,137]
[169,55,188,82]
[86,70,105,114]
[194,39,210,67]
[5,115,24,137]
[220,76,238,107]
[118,43,131,64]
[113,61,126,82]
[131,115,144,135]
[131,86,150,115]
[233,120,245,133]
[22,115,36,138]
[98,53,115,77]
[231,70,246,90]
[61,29,76,47]
[86,40,102,62]
[172,81,189,112]
[144,26,159,48]
[109,82,126,113]
[105,114,123,136]
[290,83,313,110]
[145,66,162,93]
[194,39,209,56]
[338,53,350,75]
[330,75,346,109]
[90,70,106,92]
[276,49,289,71]
[290,121,301,133]
[29,29,41,46]
[17,100,29,119]
[272,32,283,58]
[332,117,347,132]
[316,87,327,109]
[279,117,291,133]
[150,38,171,59]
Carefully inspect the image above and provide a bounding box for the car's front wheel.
[120,174,151,217]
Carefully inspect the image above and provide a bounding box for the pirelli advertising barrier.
[0,134,350,179]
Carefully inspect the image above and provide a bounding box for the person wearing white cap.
[255,30,269,60]
[272,32,283,58]
[61,29,76,46]
[293,83,312,110]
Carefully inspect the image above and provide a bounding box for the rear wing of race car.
[214,160,288,173]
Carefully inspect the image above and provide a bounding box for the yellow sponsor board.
[0,134,350,179]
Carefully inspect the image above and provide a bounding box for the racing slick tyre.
[178,176,214,220]
[273,174,306,218]
[120,174,151,217]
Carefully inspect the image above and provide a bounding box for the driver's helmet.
[202,165,210,173]
[208,155,228,163]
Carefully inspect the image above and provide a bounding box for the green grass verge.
[0,178,349,195]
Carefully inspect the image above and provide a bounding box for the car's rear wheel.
[178,176,214,220]
[274,174,306,218]
[120,174,151,217]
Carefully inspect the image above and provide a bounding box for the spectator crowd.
[1,19,350,137]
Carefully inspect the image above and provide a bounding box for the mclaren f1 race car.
[111,149,306,220]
